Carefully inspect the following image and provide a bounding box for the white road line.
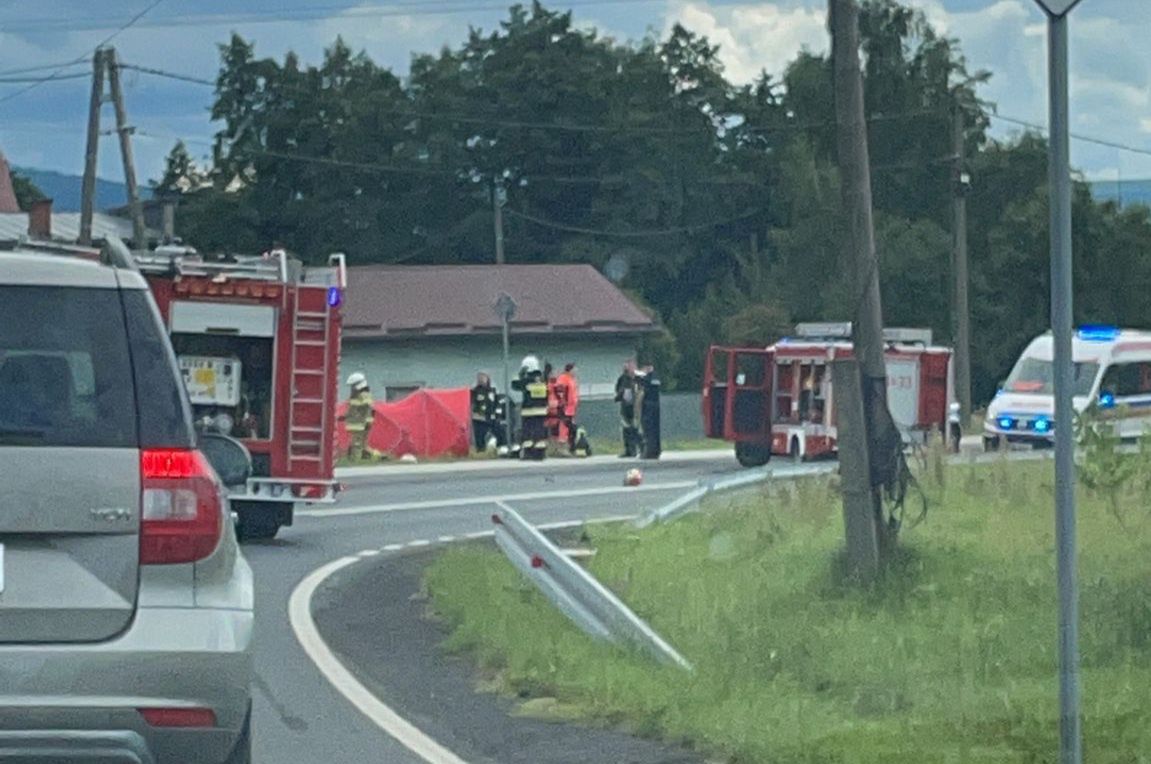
[297,480,699,519]
[358,549,380,558]
[438,536,455,543]
[382,544,405,552]
[289,558,470,764]
[408,539,431,547]
[465,531,491,539]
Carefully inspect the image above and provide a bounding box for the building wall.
[339,335,642,401]
[575,393,706,448]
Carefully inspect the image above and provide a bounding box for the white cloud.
[664,1,827,83]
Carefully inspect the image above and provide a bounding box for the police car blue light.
[1033,417,1051,433]
[997,416,1016,431]
[1099,391,1116,409]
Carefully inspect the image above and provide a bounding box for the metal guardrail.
[636,461,838,528]
[491,501,693,671]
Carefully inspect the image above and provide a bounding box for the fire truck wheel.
[982,435,1001,453]
[734,441,771,468]
[234,502,284,542]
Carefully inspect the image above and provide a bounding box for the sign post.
[1032,1,1084,762]
[494,293,518,450]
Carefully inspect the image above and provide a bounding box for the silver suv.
[0,245,253,763]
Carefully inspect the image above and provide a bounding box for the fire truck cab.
[704,322,955,467]
[136,245,345,540]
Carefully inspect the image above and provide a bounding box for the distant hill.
[1090,179,1151,209]
[10,167,153,212]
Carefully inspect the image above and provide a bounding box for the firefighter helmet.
[520,355,541,374]
[346,372,368,390]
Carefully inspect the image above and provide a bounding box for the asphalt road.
[244,452,744,763]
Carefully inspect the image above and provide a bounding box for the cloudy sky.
[0,0,1147,185]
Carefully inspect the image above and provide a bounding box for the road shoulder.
[310,546,706,764]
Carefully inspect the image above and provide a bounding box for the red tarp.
[334,388,471,459]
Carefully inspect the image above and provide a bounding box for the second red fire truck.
[704,322,956,467]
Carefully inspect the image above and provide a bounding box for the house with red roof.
[339,264,658,400]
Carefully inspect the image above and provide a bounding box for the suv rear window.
[0,286,136,447]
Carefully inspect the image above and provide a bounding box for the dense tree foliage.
[165,0,1151,403]
[11,172,46,209]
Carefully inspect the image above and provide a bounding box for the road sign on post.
[1033,1,1086,762]
[494,293,518,450]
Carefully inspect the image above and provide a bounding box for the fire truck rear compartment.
[170,333,275,440]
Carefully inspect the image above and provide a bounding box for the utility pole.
[952,103,973,422]
[493,178,506,265]
[106,48,148,249]
[829,0,902,570]
[79,49,107,246]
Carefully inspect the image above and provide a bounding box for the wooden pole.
[79,49,106,246]
[829,0,900,562]
[832,359,881,580]
[106,47,148,248]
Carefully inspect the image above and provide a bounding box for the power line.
[126,63,957,140]
[505,206,760,237]
[118,63,215,87]
[0,0,663,34]
[0,72,90,85]
[0,0,167,107]
[991,112,1151,158]
[0,60,89,77]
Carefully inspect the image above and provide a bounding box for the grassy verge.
[425,458,1151,762]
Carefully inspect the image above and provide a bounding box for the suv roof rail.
[0,236,140,274]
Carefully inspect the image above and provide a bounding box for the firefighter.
[555,362,580,452]
[492,392,513,453]
[615,360,642,458]
[637,364,662,460]
[340,372,375,461]
[512,355,549,461]
[470,372,497,452]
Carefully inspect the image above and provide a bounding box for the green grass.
[425,458,1151,763]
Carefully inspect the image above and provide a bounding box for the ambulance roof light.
[1077,325,1120,342]
[794,322,853,340]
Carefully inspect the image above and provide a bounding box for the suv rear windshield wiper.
[0,427,49,444]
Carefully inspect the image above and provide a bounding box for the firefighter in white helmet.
[340,372,375,461]
[512,355,549,460]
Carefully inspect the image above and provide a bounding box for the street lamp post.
[1032,1,1084,762]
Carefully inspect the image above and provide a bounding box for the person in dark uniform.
[470,372,496,452]
[614,360,642,457]
[512,355,549,461]
[492,392,511,450]
[637,364,662,460]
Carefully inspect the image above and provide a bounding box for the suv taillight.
[140,449,222,565]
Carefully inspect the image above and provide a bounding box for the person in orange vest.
[554,362,580,451]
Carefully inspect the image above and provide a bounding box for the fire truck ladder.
[287,288,333,470]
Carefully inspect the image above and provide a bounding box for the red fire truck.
[136,245,346,540]
[704,323,955,467]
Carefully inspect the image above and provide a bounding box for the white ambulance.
[983,326,1151,449]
